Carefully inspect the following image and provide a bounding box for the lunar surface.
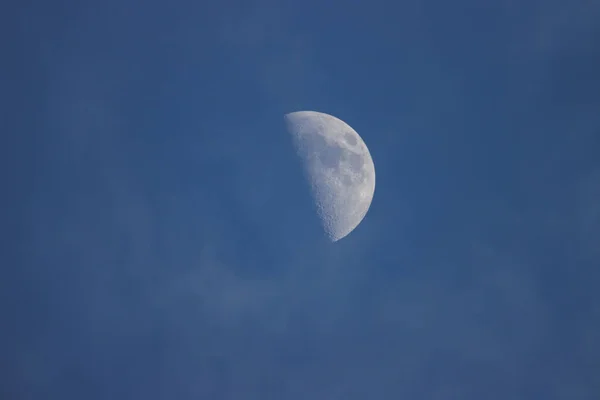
[284,111,376,242]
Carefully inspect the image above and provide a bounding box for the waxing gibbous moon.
[284,110,376,242]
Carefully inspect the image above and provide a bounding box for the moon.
[284,110,376,242]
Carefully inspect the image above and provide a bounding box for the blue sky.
[3,0,600,398]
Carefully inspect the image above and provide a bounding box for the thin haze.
[2,0,600,399]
